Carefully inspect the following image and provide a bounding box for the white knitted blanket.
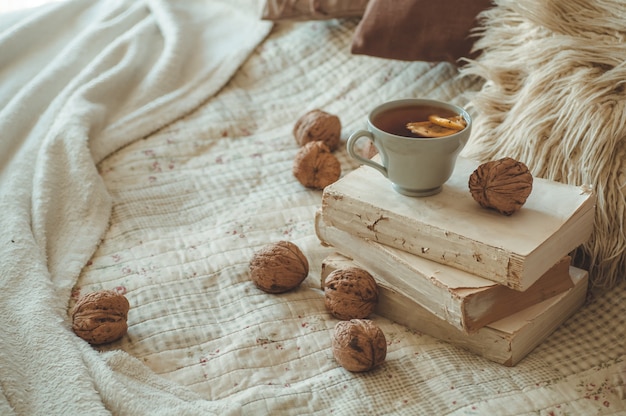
[0,1,269,414]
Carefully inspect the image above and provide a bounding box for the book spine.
[315,211,469,332]
[321,254,516,365]
[322,190,524,289]
[322,253,589,367]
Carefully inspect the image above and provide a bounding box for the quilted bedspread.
[73,16,625,416]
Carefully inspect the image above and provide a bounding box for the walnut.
[332,319,387,372]
[293,141,341,190]
[71,290,130,345]
[249,241,309,293]
[324,267,379,320]
[469,157,533,216]
[293,109,341,151]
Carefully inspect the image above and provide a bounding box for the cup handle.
[346,130,388,177]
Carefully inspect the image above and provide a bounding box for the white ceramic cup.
[347,99,472,197]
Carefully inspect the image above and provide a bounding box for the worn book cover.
[321,253,588,366]
[315,210,573,333]
[321,156,595,291]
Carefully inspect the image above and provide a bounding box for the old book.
[321,156,596,291]
[315,210,573,333]
[321,253,589,366]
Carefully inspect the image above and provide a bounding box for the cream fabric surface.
[76,18,625,415]
[0,0,270,414]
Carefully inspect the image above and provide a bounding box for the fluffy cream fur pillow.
[460,0,626,288]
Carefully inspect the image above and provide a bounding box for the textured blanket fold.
[0,0,270,414]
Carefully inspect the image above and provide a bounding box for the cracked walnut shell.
[324,267,379,320]
[249,241,309,293]
[293,141,341,190]
[293,109,341,151]
[332,319,387,372]
[71,290,130,345]
[469,157,533,216]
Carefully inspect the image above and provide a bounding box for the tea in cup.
[347,99,472,197]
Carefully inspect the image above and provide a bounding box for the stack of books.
[316,156,596,366]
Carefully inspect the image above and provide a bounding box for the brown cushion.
[351,0,493,63]
[261,0,369,21]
